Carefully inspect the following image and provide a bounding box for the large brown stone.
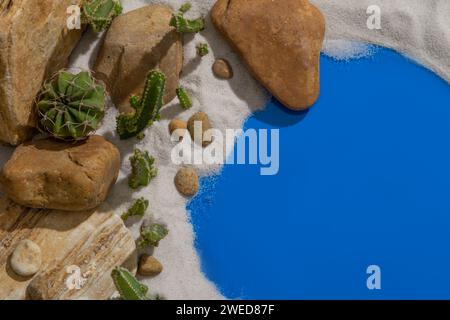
[0,197,137,300]
[94,4,183,113]
[0,0,83,145]
[0,136,120,211]
[212,0,325,110]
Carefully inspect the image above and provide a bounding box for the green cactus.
[196,43,209,57]
[170,3,205,33]
[81,0,123,32]
[36,70,105,140]
[116,71,166,140]
[138,224,169,248]
[111,267,149,300]
[176,87,193,110]
[121,198,149,221]
[129,149,157,189]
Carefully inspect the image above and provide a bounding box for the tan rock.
[213,59,234,79]
[0,197,137,300]
[10,240,42,278]
[138,255,163,277]
[0,0,83,145]
[212,0,325,110]
[187,112,213,147]
[94,4,183,113]
[175,167,199,197]
[0,135,120,211]
[169,119,188,141]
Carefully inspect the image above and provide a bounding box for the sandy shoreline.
[0,0,448,299]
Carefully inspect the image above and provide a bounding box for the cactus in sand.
[116,70,166,140]
[36,70,105,140]
[128,149,157,189]
[138,223,169,248]
[176,87,193,110]
[170,2,205,33]
[111,267,149,300]
[121,197,149,221]
[196,43,209,57]
[81,0,123,32]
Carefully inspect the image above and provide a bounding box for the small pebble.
[169,119,188,141]
[138,254,163,277]
[187,112,212,147]
[175,167,199,197]
[10,239,42,277]
[213,58,233,79]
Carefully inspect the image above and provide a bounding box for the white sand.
[0,0,448,300]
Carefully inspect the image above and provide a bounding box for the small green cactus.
[81,0,123,32]
[196,43,209,57]
[116,70,166,139]
[138,224,169,248]
[170,3,205,33]
[111,267,149,300]
[176,87,193,110]
[121,198,149,221]
[36,70,105,140]
[129,149,157,189]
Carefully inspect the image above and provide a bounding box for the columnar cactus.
[170,3,205,33]
[111,267,149,300]
[36,70,106,140]
[176,87,193,109]
[81,0,123,32]
[116,70,166,140]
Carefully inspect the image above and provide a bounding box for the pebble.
[138,254,163,277]
[212,59,234,79]
[187,112,213,147]
[175,167,199,197]
[10,240,42,277]
[169,119,188,141]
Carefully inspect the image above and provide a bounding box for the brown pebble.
[175,167,199,197]
[138,254,163,277]
[169,119,188,141]
[187,112,212,147]
[213,59,233,79]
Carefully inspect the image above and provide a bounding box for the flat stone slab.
[0,197,137,300]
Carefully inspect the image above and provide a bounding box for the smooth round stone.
[175,167,199,197]
[212,59,234,79]
[138,254,163,277]
[10,239,42,277]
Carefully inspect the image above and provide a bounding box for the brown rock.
[175,167,199,197]
[187,112,213,147]
[212,0,325,110]
[138,254,163,277]
[10,240,42,277]
[169,119,188,141]
[94,4,183,113]
[0,0,83,145]
[0,197,137,300]
[0,136,120,211]
[213,59,234,79]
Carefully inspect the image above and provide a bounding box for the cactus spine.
[36,70,105,140]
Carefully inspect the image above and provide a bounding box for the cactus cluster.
[196,43,209,57]
[170,2,205,33]
[176,87,193,110]
[116,70,166,140]
[81,0,123,32]
[129,149,158,189]
[36,70,106,140]
[138,223,169,248]
[121,197,149,221]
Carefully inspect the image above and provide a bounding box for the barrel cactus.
[36,70,106,140]
[81,0,123,32]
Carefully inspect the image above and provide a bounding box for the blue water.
[188,48,450,299]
